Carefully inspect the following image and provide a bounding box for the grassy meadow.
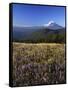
[12,42,66,86]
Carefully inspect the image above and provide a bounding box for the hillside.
[13,27,65,43]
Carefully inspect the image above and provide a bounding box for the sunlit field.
[12,42,66,86]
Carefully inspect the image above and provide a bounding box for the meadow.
[12,43,66,86]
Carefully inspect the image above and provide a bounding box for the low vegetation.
[12,43,66,86]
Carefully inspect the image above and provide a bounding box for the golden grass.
[12,42,66,86]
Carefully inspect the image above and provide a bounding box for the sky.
[12,3,65,27]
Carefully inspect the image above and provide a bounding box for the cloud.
[43,20,55,26]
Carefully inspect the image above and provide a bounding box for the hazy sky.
[12,3,65,27]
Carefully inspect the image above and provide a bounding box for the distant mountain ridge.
[13,22,65,43]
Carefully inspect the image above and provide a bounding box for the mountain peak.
[44,21,57,27]
[45,21,55,26]
[43,21,63,30]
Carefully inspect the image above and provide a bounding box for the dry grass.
[12,42,66,86]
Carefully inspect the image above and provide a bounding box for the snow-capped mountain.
[44,21,63,30]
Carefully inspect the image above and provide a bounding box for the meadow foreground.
[12,43,66,86]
